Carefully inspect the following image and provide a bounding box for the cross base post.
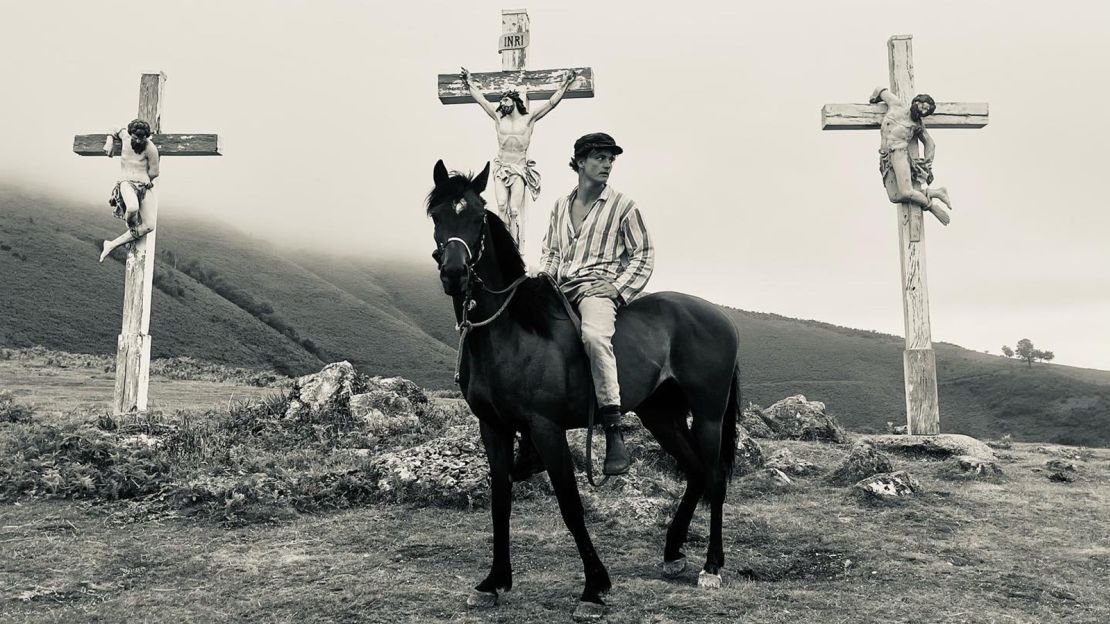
[903,348,939,434]
[114,332,152,414]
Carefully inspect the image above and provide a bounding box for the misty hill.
[2,183,1109,445]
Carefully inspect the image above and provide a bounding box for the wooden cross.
[821,36,988,435]
[73,72,221,415]
[436,9,595,251]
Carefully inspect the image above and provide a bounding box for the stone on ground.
[764,447,822,477]
[284,361,362,418]
[853,470,920,500]
[736,468,795,496]
[940,455,1005,480]
[860,434,995,462]
[825,442,894,486]
[746,395,849,443]
[368,433,488,509]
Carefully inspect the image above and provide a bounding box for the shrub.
[0,390,34,423]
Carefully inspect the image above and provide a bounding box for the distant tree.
[1001,345,1014,358]
[1014,338,1037,367]
[1013,338,1055,367]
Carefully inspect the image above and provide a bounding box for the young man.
[459,67,578,244]
[871,87,953,225]
[99,119,159,262]
[537,132,655,475]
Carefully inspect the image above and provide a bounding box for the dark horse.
[426,160,742,617]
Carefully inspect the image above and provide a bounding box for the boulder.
[735,434,766,476]
[1044,458,1079,484]
[764,448,821,477]
[940,455,1005,481]
[825,442,894,486]
[284,361,362,419]
[368,434,488,509]
[757,395,849,443]
[853,471,920,500]
[368,376,429,405]
[740,406,775,438]
[860,434,995,462]
[348,393,419,437]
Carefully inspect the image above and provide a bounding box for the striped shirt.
[538,184,654,304]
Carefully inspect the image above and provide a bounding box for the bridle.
[437,215,529,383]
[437,211,610,487]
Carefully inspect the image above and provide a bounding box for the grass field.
[1,361,1108,623]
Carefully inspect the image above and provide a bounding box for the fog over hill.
[2,184,1109,446]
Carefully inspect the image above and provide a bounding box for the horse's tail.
[723,362,741,478]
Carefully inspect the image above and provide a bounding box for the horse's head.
[426,159,491,296]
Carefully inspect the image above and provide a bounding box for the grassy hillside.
[2,183,1108,445]
[0,186,456,386]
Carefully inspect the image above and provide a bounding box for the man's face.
[912,99,934,119]
[499,97,515,116]
[579,150,616,183]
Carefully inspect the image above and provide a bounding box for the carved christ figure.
[460,67,578,243]
[99,119,160,261]
[871,87,954,225]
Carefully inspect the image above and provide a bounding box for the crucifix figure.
[73,72,221,415]
[438,9,595,252]
[821,36,988,435]
[458,66,578,245]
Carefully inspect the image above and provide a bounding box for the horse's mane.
[484,211,565,338]
[426,169,568,338]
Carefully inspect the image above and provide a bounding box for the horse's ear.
[433,160,450,188]
[472,161,491,193]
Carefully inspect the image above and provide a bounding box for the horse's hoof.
[697,570,722,589]
[661,557,687,578]
[572,600,607,621]
[466,590,498,608]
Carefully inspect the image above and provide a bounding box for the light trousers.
[577,296,621,408]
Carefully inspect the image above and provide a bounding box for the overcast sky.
[2,0,1108,370]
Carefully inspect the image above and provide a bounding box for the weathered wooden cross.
[821,35,988,435]
[73,72,221,415]
[436,8,595,251]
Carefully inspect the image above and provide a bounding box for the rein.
[446,222,530,383]
[442,217,609,489]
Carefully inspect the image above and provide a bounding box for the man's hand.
[581,281,619,300]
[460,67,471,85]
[564,69,579,86]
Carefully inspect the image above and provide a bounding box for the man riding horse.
[536,132,654,475]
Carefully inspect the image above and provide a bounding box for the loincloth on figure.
[109,180,149,235]
[878,147,934,186]
[493,158,541,203]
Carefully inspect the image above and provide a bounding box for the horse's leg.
[690,400,729,589]
[639,411,704,577]
[529,419,611,609]
[469,420,515,607]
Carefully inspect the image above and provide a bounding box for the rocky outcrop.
[860,434,996,462]
[743,396,849,443]
[853,471,920,500]
[764,448,822,477]
[825,442,894,486]
[284,361,363,419]
[368,433,488,509]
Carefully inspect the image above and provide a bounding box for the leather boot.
[600,405,631,476]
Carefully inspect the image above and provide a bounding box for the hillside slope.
[2,183,1108,444]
